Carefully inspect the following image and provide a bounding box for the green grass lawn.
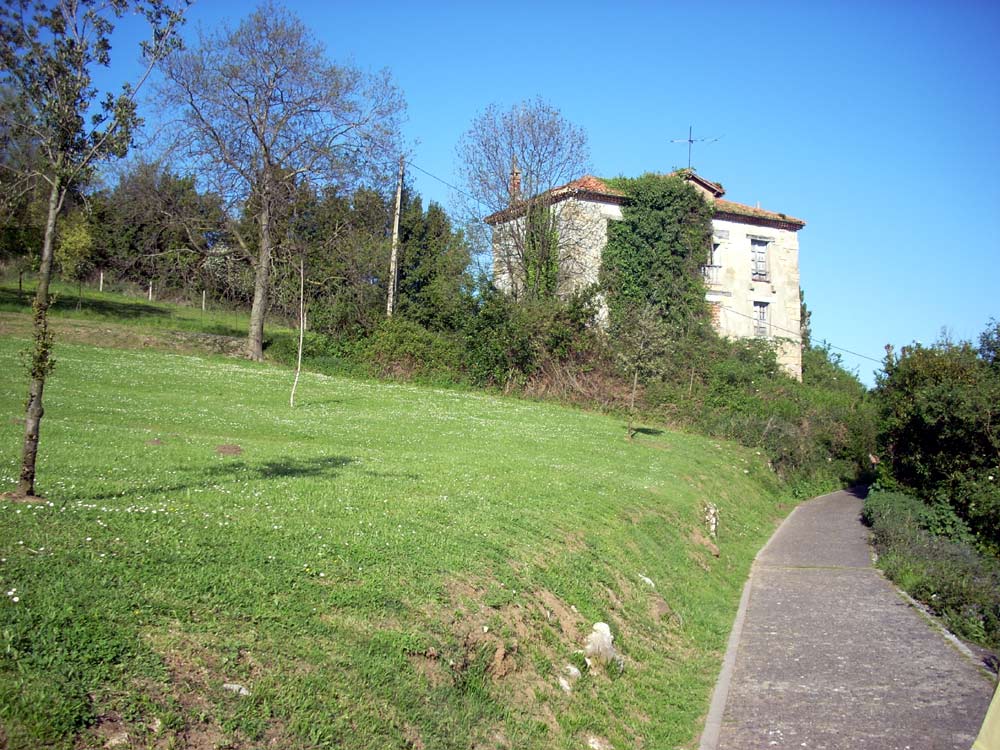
[0,306,791,748]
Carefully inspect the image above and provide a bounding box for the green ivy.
[600,173,713,328]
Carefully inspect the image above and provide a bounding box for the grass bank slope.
[0,337,788,749]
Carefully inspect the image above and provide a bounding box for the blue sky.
[104,0,1000,385]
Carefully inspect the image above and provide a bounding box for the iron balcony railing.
[700,265,721,285]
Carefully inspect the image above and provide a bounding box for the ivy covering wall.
[600,173,713,328]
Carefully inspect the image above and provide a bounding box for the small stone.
[222,682,250,696]
[639,574,655,588]
[558,676,572,693]
[104,732,129,748]
[563,664,582,680]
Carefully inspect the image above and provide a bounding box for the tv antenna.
[671,126,721,170]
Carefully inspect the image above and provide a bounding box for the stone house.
[485,169,806,379]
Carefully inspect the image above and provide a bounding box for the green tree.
[55,208,94,308]
[613,304,672,439]
[160,1,404,360]
[0,0,186,498]
[396,196,473,331]
[876,330,1000,548]
[600,173,713,328]
[91,160,228,296]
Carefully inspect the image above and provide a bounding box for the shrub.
[364,317,466,383]
[863,489,1000,649]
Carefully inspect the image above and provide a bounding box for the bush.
[876,332,1000,549]
[863,489,1000,649]
[363,317,466,384]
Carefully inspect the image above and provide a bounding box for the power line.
[402,160,883,367]
[717,304,883,364]
[404,159,481,206]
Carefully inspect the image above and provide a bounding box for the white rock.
[586,734,613,749]
[639,574,655,588]
[222,682,250,696]
[558,676,572,693]
[584,623,617,665]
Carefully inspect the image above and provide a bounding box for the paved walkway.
[700,488,997,750]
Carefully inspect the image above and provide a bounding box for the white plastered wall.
[707,218,802,379]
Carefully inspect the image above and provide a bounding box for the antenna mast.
[670,126,720,170]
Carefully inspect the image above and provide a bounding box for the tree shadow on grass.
[0,286,172,320]
[257,456,354,479]
[632,427,664,436]
[79,454,365,502]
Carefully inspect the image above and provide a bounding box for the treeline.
[2,167,878,493]
[0,0,877,498]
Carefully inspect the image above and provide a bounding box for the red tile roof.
[714,199,805,228]
[484,171,805,230]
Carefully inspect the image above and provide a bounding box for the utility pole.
[386,155,404,317]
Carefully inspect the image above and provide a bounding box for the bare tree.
[160,2,404,361]
[455,97,591,299]
[0,0,186,498]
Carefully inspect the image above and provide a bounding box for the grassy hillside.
[0,316,791,748]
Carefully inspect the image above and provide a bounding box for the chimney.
[509,156,522,205]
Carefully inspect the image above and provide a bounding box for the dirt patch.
[215,444,243,456]
[9,417,25,425]
[689,527,720,557]
[1,491,47,504]
[650,593,678,624]
[488,642,518,678]
[146,438,165,446]
[0,312,247,359]
[402,722,426,750]
[536,589,584,642]
[408,648,450,689]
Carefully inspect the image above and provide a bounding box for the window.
[751,238,769,281]
[701,242,722,285]
[753,301,769,337]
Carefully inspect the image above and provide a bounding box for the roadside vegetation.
[863,489,1000,651]
[863,322,1000,652]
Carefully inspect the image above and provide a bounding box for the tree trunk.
[19,177,62,497]
[247,182,272,362]
[628,369,639,440]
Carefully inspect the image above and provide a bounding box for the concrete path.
[700,488,997,750]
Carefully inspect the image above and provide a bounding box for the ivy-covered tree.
[0,0,186,498]
[600,173,713,328]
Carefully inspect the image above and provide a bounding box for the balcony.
[700,265,722,286]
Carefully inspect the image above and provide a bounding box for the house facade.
[486,170,806,379]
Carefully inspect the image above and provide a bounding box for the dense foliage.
[875,324,1000,550]
[601,173,713,328]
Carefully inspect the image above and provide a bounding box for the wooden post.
[386,155,404,317]
[148,281,153,301]
[202,289,206,312]
[290,255,305,408]
[99,270,104,292]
